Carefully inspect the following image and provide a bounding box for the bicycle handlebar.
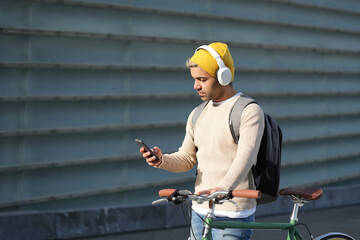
[232,190,262,199]
[159,189,261,199]
[159,189,176,197]
[154,189,261,205]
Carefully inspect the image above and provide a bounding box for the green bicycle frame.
[202,217,302,240]
[199,196,306,240]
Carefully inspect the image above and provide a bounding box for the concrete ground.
[82,204,360,240]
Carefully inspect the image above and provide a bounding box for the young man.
[140,42,264,240]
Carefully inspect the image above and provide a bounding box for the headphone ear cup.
[217,67,232,86]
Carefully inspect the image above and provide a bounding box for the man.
[140,42,264,240]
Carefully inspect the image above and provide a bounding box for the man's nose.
[194,80,201,90]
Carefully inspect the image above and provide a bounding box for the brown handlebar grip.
[159,189,176,197]
[232,190,262,199]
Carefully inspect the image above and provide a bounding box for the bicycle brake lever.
[218,199,238,206]
[178,190,192,195]
[152,198,169,205]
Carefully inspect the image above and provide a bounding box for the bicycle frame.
[202,217,302,240]
[200,200,305,240]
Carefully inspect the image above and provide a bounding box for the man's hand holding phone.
[135,139,163,167]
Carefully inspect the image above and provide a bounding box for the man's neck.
[212,87,238,102]
[211,92,241,106]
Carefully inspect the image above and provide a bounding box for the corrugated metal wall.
[1,0,360,212]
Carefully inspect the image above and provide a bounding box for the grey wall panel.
[0,126,186,165]
[2,68,358,99]
[3,33,360,72]
[21,133,129,163]
[282,135,360,164]
[15,161,191,198]
[0,0,30,28]
[281,155,360,187]
[25,101,129,128]
[0,103,25,130]
[278,114,360,139]
[26,1,360,33]
[11,181,195,211]
[235,72,360,93]
[0,98,197,130]
[0,172,20,203]
[0,35,194,66]
[283,0,360,13]
[29,37,132,64]
[0,0,359,211]
[2,1,360,50]
[0,69,27,96]
[0,68,192,96]
[0,35,28,62]
[256,95,360,116]
[232,48,360,71]
[0,138,21,166]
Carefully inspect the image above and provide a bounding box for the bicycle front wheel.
[314,232,355,240]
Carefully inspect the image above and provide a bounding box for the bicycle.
[152,188,355,240]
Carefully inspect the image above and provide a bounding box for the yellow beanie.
[190,42,235,81]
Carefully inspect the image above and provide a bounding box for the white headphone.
[195,45,232,86]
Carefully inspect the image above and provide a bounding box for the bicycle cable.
[194,211,215,227]
[180,200,198,240]
[180,200,217,240]
[284,223,314,240]
[180,201,189,226]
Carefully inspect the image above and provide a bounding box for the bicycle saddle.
[279,188,323,201]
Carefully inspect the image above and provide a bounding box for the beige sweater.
[159,95,265,211]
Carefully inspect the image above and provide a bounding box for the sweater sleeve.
[216,104,265,190]
[157,110,198,173]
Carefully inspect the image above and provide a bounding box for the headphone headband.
[196,45,225,67]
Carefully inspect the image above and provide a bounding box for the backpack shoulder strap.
[229,94,257,144]
[192,101,209,128]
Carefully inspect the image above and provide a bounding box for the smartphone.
[135,139,161,161]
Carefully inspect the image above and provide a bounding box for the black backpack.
[192,94,283,205]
